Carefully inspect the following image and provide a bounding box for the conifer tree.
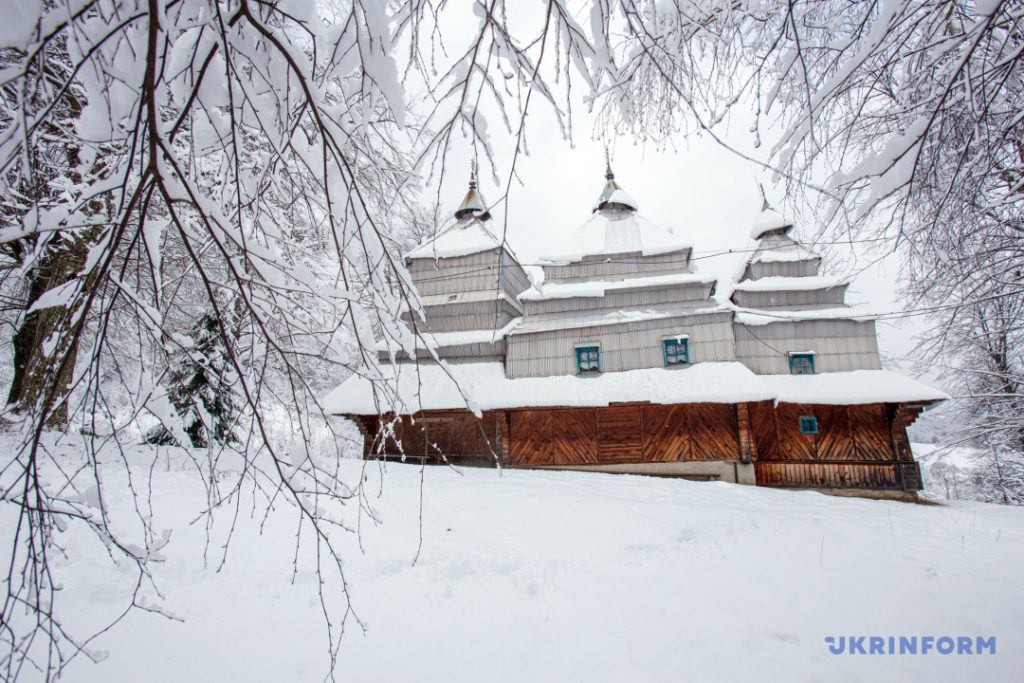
[147,313,239,448]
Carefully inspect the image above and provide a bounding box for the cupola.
[454,168,490,221]
[593,162,639,213]
[750,189,794,241]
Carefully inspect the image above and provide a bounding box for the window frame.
[788,352,815,375]
[662,337,690,367]
[575,345,601,374]
[799,416,819,434]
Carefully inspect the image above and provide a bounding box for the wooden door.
[597,406,643,463]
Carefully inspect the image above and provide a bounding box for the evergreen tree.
[147,313,239,448]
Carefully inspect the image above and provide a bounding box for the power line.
[407,237,896,283]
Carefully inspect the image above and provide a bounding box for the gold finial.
[604,146,614,180]
[469,159,477,189]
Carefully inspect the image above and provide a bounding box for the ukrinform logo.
[825,636,996,655]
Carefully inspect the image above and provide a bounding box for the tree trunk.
[7,235,92,427]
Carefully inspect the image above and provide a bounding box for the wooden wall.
[506,312,735,378]
[353,399,927,491]
[521,280,714,317]
[360,411,503,465]
[541,248,691,283]
[406,251,501,297]
[508,403,740,465]
[500,251,532,301]
[402,296,522,333]
[407,248,531,303]
[750,401,921,490]
[733,319,881,374]
[742,257,820,281]
[731,284,849,309]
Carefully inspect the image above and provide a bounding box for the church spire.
[594,152,638,213]
[750,182,794,240]
[454,162,489,221]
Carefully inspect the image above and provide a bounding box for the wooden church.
[326,165,947,498]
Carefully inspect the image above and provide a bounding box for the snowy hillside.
[4,437,1023,682]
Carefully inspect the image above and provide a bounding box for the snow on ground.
[3,435,1023,682]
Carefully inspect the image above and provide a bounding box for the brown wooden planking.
[890,404,924,489]
[688,403,740,460]
[816,405,855,461]
[748,401,778,461]
[754,461,900,489]
[362,411,500,461]
[597,406,644,462]
[551,410,599,465]
[736,403,756,462]
[510,409,601,465]
[509,410,555,465]
[511,404,742,465]
[390,415,428,456]
[641,405,691,462]
[762,403,897,464]
[356,400,926,491]
[849,404,894,461]
[774,403,817,460]
[497,411,510,465]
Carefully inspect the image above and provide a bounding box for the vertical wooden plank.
[749,401,778,462]
[737,403,755,463]
[498,411,510,465]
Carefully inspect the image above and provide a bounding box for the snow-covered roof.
[375,319,521,352]
[325,363,947,415]
[594,188,639,212]
[405,219,504,260]
[731,275,849,292]
[751,247,820,264]
[762,370,950,405]
[325,361,776,415]
[519,272,714,301]
[732,304,878,325]
[750,207,794,240]
[539,212,691,264]
[513,304,730,334]
[400,290,523,316]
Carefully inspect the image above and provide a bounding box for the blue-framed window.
[576,346,601,374]
[663,338,689,366]
[799,416,818,434]
[789,353,815,375]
